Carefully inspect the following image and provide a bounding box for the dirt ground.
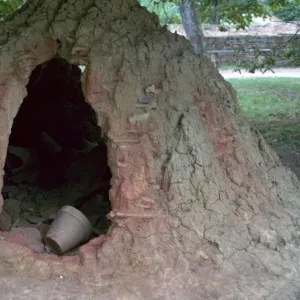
[0,273,92,300]
[271,145,300,178]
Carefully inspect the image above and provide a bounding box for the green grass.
[228,78,300,146]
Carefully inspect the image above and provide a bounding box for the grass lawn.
[228,78,300,147]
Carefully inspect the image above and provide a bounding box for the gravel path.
[220,67,300,79]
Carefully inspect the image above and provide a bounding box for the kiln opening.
[0,57,112,255]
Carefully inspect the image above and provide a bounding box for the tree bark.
[179,0,205,54]
[210,0,221,25]
[1,0,300,299]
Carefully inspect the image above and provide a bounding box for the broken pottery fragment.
[39,132,62,155]
[145,84,160,95]
[11,227,44,253]
[25,215,47,224]
[40,207,59,219]
[3,199,21,223]
[0,210,12,231]
[37,223,50,238]
[139,95,150,104]
[7,146,38,174]
[20,201,35,212]
[15,217,35,228]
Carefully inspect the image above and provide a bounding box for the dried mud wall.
[0,1,300,299]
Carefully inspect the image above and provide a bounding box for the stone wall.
[205,35,297,66]
[168,24,299,66]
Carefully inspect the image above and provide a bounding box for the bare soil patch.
[272,144,300,178]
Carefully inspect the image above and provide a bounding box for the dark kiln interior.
[0,58,112,254]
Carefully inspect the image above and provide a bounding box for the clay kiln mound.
[0,1,300,298]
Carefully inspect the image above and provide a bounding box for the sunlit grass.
[228,78,300,146]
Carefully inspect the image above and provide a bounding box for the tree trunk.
[1,0,300,299]
[179,0,205,54]
[210,0,221,25]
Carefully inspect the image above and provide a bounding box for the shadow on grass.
[228,77,300,147]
